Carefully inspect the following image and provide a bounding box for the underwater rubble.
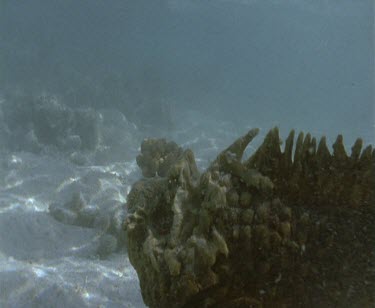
[125,128,375,308]
[0,92,141,164]
[1,93,99,153]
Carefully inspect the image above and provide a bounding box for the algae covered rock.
[125,129,375,308]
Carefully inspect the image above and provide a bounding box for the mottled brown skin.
[125,128,375,308]
[136,138,184,177]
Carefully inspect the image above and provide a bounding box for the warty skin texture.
[125,128,375,308]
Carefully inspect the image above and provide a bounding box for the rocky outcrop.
[125,129,375,307]
[1,93,100,153]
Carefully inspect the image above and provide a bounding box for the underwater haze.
[0,0,374,307]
